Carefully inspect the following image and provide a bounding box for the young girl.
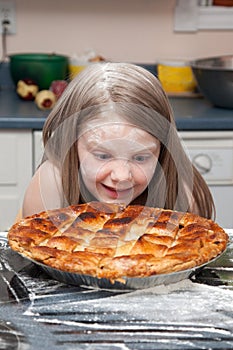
[22,62,215,219]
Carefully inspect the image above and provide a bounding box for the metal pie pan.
[17,252,225,291]
[40,263,195,290]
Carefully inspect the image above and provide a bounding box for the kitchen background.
[0,3,233,348]
[4,0,233,63]
[0,0,232,231]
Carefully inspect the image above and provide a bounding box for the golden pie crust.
[7,202,228,282]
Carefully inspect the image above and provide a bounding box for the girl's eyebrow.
[87,143,160,156]
[137,145,159,153]
[127,140,160,152]
[85,141,111,152]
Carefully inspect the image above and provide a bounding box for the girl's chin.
[98,197,132,206]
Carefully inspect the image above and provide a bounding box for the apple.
[35,90,56,110]
[16,78,39,100]
[89,55,105,62]
[50,80,68,99]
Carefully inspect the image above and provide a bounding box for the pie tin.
[39,263,196,290]
[17,252,226,291]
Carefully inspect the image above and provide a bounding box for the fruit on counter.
[50,80,68,99]
[16,78,39,100]
[35,90,56,110]
[89,55,106,62]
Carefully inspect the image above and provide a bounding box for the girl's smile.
[101,183,134,200]
[78,117,160,205]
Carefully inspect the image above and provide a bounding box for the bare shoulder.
[22,161,63,218]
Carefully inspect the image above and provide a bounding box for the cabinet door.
[0,130,32,230]
[33,130,43,172]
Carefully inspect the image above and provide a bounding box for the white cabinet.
[0,130,33,230]
[33,130,43,171]
[174,0,233,32]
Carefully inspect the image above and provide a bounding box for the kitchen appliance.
[190,55,233,109]
[9,53,69,90]
[180,131,233,229]
[1,230,233,349]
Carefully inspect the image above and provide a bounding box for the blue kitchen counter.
[0,88,48,129]
[170,97,233,131]
[0,63,232,131]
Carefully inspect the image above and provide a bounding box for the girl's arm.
[22,160,63,218]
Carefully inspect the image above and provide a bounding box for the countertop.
[0,63,233,131]
[1,230,233,349]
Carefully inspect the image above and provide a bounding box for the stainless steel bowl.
[190,55,233,109]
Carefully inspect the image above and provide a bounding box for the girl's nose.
[110,160,132,182]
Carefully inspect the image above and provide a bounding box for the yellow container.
[69,64,87,79]
[157,61,196,94]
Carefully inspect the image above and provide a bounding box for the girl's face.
[77,118,160,205]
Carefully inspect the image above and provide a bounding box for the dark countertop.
[1,230,233,349]
[0,88,48,129]
[0,63,233,131]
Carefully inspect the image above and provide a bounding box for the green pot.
[9,53,69,90]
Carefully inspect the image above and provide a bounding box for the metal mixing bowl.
[9,53,69,90]
[190,55,233,109]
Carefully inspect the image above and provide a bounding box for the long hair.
[42,62,215,219]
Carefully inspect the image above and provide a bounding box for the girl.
[22,62,215,219]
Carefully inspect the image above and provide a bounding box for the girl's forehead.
[80,122,157,146]
[78,111,155,141]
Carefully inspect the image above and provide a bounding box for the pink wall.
[4,0,233,63]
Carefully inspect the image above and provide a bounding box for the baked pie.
[8,202,228,282]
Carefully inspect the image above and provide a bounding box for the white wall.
[4,0,233,63]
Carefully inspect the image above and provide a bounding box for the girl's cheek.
[95,163,110,181]
[80,158,108,182]
[134,162,157,183]
[79,157,96,178]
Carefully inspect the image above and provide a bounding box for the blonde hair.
[42,62,215,219]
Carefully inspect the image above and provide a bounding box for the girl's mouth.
[101,184,133,199]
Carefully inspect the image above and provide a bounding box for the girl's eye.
[93,153,112,160]
[133,154,151,163]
